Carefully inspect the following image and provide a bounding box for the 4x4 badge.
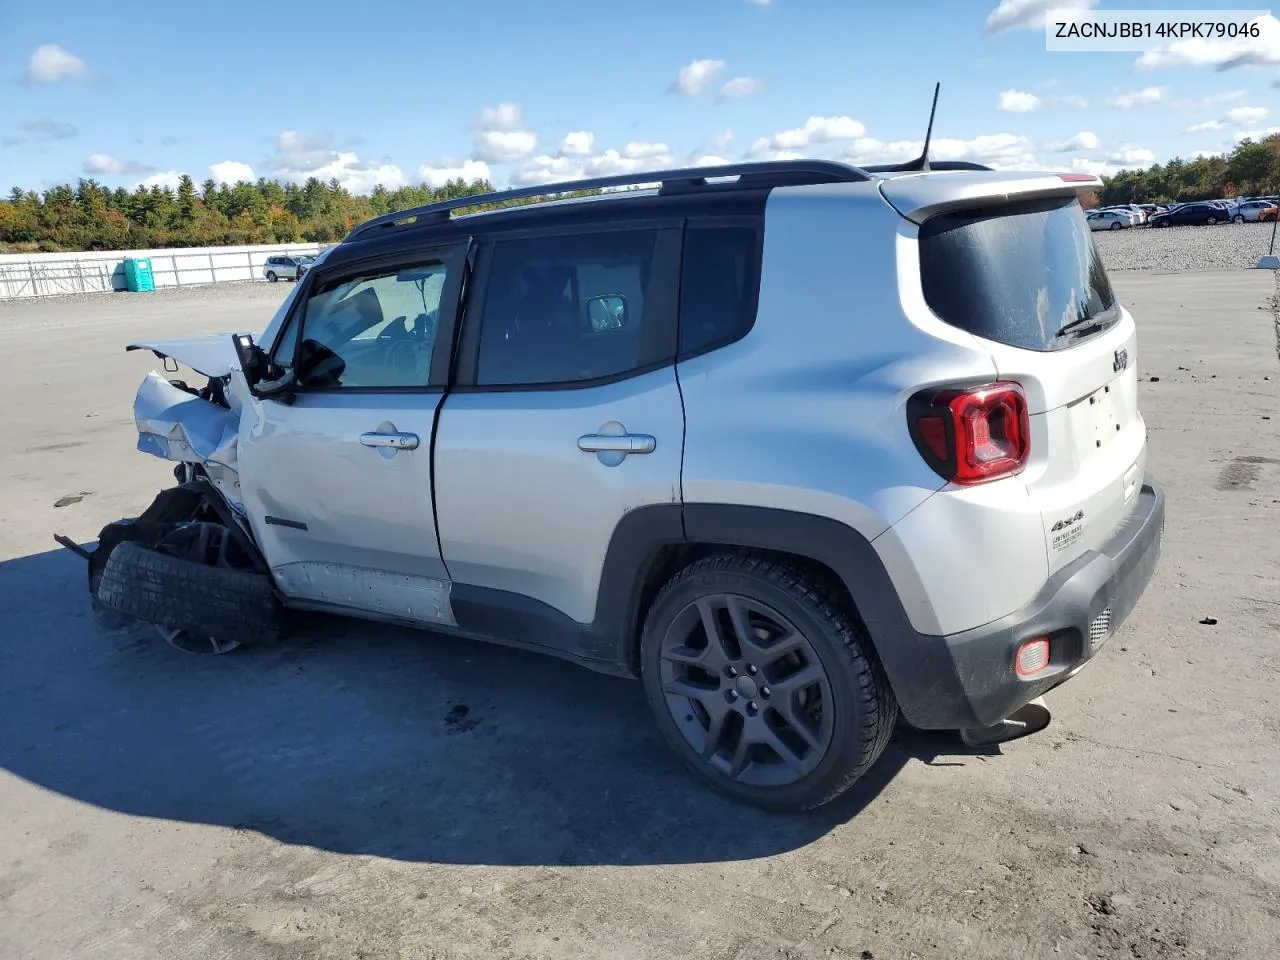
[1113,348,1129,373]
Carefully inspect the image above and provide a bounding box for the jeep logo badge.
[1113,348,1129,373]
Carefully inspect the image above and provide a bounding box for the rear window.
[918,196,1118,352]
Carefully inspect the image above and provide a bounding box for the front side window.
[475,230,657,386]
[287,260,451,388]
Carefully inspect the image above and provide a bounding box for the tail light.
[907,381,1030,485]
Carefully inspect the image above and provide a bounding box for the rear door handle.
[360,431,419,450]
[577,433,656,454]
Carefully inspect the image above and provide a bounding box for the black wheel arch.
[590,504,931,697]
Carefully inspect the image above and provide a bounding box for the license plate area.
[1088,384,1119,451]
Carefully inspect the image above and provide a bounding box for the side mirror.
[585,294,628,331]
[231,333,294,401]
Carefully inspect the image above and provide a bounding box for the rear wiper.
[1056,315,1105,339]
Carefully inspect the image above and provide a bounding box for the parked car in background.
[1148,203,1228,227]
[1098,206,1141,226]
[263,254,315,283]
[1233,200,1278,223]
[1087,210,1131,231]
[1260,205,1279,223]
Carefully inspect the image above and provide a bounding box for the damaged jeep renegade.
[70,156,1165,811]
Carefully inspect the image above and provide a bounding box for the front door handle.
[577,433,656,454]
[360,431,419,450]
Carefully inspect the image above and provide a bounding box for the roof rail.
[863,160,994,173]
[343,159,875,242]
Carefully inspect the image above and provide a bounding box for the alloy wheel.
[658,593,835,787]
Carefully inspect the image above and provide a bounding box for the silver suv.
[263,254,314,282]
[74,159,1164,811]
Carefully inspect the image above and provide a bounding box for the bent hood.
[126,334,245,378]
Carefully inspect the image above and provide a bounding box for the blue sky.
[1,0,1277,194]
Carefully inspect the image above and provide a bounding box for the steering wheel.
[376,316,413,342]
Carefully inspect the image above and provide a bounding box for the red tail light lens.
[907,381,1030,484]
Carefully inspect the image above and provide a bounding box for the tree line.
[2,133,1277,253]
[1096,133,1280,206]
[0,174,597,254]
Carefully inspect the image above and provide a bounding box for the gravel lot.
[1094,220,1279,272]
[1,262,1278,959]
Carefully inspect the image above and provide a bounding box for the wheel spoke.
[772,701,824,753]
[695,598,733,668]
[770,663,824,699]
[752,630,804,665]
[727,728,752,776]
[663,676,715,702]
[701,699,732,760]
[747,727,803,778]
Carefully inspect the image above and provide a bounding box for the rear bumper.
[894,481,1165,729]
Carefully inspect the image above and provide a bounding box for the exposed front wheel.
[1233,215,1245,223]
[640,553,897,811]
[1207,217,1218,225]
[266,271,278,282]
[1109,221,1122,230]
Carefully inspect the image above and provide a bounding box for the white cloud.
[1184,120,1227,133]
[472,103,537,164]
[670,59,726,96]
[1065,157,1124,178]
[998,89,1041,112]
[137,171,185,191]
[692,155,732,167]
[1108,87,1165,108]
[558,131,594,156]
[717,77,762,100]
[262,131,407,193]
[1177,90,1247,109]
[1044,131,1101,152]
[210,160,255,184]
[748,116,866,157]
[82,153,153,176]
[1226,106,1270,125]
[846,132,1036,168]
[26,44,88,83]
[1235,126,1280,141]
[1107,147,1156,168]
[511,141,674,187]
[417,158,492,188]
[1137,15,1280,70]
[984,0,1097,34]
[623,141,669,160]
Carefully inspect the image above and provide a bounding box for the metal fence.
[0,243,325,301]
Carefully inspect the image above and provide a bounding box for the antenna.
[919,82,941,172]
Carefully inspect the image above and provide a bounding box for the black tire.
[95,540,282,646]
[1109,221,1122,230]
[639,553,897,811]
[266,271,278,282]
[1206,217,1218,225]
[1233,215,1245,223]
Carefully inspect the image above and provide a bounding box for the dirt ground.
[1,273,1277,960]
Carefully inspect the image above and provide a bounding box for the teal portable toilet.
[123,257,155,292]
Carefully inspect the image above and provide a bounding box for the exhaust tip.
[959,697,1051,748]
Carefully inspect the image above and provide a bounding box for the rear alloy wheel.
[1110,221,1123,230]
[640,554,896,811]
[1207,216,1218,225]
[1233,215,1245,223]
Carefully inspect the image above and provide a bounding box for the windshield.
[918,196,1119,352]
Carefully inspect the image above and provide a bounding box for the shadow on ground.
[0,546,996,867]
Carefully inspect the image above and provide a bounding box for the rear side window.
[918,197,1118,352]
[679,223,761,357]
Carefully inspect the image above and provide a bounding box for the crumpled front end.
[133,370,243,509]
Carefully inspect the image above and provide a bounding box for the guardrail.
[0,243,326,301]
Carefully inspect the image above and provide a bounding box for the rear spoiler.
[878,171,1103,225]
